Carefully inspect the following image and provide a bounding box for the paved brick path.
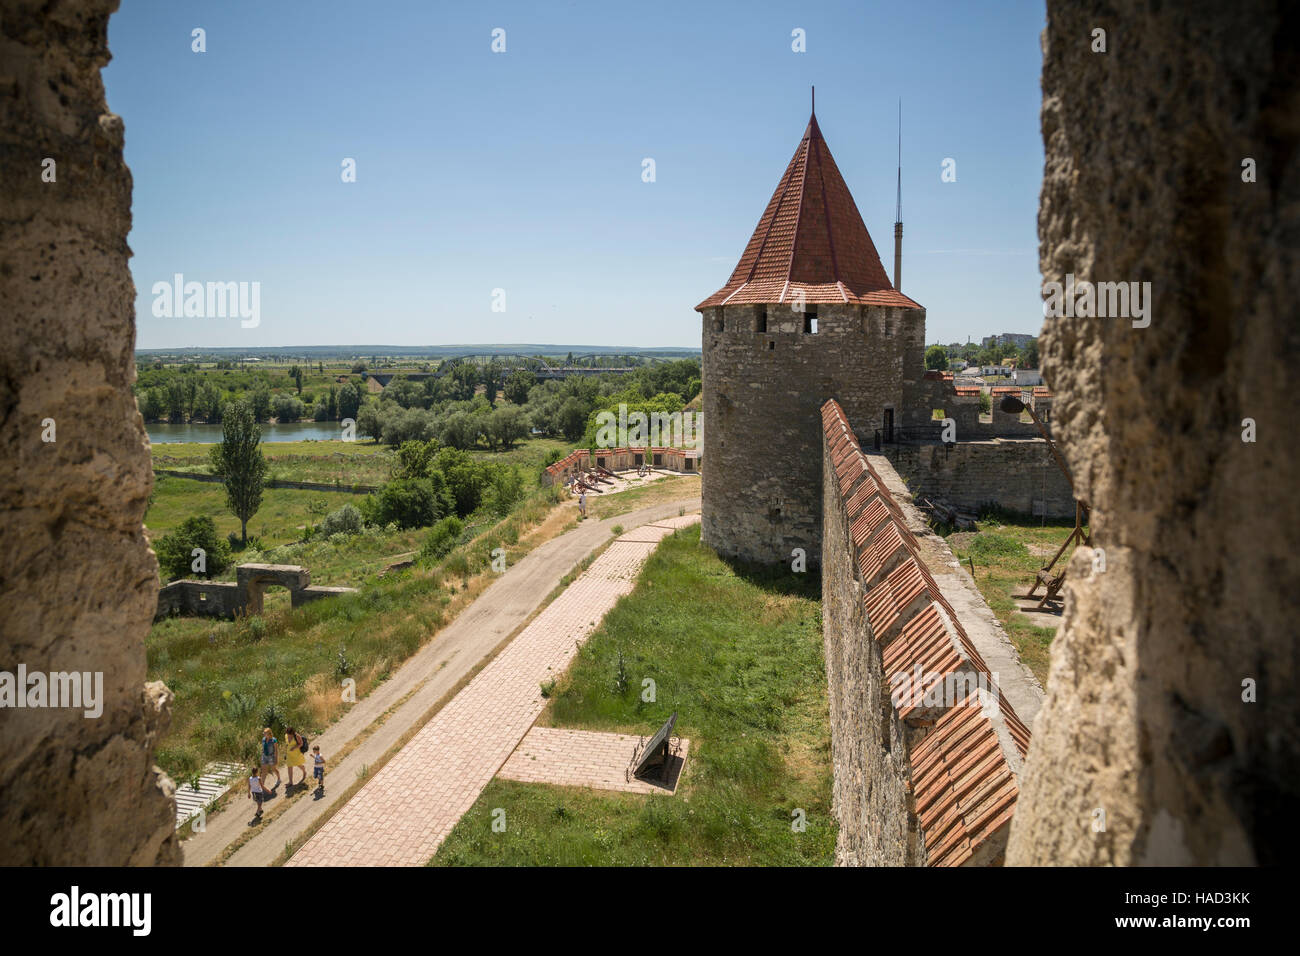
[498,727,689,794]
[286,515,700,867]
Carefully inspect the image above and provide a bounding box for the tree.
[356,402,383,442]
[196,382,223,422]
[250,383,272,422]
[165,378,188,423]
[486,404,528,450]
[338,382,362,420]
[558,396,587,441]
[503,369,536,405]
[363,477,452,529]
[1021,338,1040,368]
[271,392,304,422]
[924,345,949,371]
[153,515,231,581]
[209,400,267,546]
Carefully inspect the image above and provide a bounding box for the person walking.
[578,490,587,518]
[284,726,307,788]
[259,727,281,790]
[248,765,265,820]
[311,745,325,791]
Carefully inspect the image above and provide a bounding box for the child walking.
[311,745,325,790]
[248,765,265,820]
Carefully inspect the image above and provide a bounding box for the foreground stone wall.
[1007,0,1299,865]
[821,401,1037,866]
[0,0,179,863]
[886,439,1076,518]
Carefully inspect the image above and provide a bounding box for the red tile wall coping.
[821,397,1033,866]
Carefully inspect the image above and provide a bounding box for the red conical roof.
[696,113,921,311]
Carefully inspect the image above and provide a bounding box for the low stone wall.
[821,399,1040,866]
[884,439,1076,518]
[154,563,357,621]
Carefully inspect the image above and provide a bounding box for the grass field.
[431,524,834,866]
[148,482,571,782]
[943,515,1085,684]
[145,475,361,552]
[151,439,394,485]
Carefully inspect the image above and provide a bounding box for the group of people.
[248,726,325,820]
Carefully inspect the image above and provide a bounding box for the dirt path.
[181,494,700,867]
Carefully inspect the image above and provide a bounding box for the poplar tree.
[209,400,266,546]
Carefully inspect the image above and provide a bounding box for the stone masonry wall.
[886,439,1076,518]
[702,301,924,564]
[0,0,179,863]
[821,401,1037,866]
[1007,0,1299,865]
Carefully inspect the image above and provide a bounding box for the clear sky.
[105,0,1046,351]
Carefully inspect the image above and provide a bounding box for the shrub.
[362,477,452,530]
[320,503,363,536]
[485,465,524,517]
[419,516,464,562]
[271,392,305,422]
[154,515,232,581]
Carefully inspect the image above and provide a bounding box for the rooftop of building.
[696,111,922,312]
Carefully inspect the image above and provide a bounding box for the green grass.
[944,515,1086,684]
[469,436,570,486]
[148,484,568,782]
[431,525,834,866]
[152,440,394,485]
[587,474,700,519]
[145,476,360,551]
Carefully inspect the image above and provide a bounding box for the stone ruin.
[154,563,358,621]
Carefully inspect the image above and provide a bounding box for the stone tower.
[696,110,926,565]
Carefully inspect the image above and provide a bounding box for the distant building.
[980,332,1035,349]
[1013,368,1044,386]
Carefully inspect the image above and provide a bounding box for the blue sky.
[105,0,1046,350]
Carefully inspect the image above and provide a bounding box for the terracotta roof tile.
[697,113,923,312]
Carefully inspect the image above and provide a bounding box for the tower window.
[712,313,724,333]
[756,307,767,333]
[768,341,775,350]
[803,307,818,334]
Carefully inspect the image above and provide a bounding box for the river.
[146,421,348,444]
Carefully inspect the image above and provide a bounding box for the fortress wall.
[820,400,1037,866]
[1007,0,1299,866]
[885,439,1076,518]
[0,0,179,865]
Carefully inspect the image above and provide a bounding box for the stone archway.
[236,565,311,617]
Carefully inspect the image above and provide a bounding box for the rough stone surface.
[1007,0,1299,866]
[0,0,179,864]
